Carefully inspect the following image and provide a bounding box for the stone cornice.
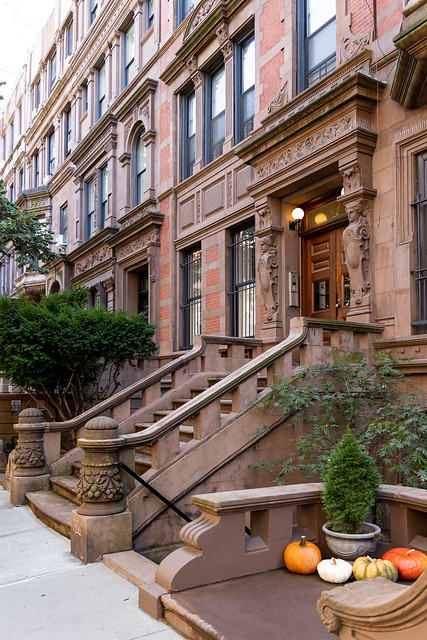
[69,115,118,171]
[236,71,385,169]
[67,227,119,265]
[114,78,158,122]
[108,203,164,249]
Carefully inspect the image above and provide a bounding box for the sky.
[0,0,57,102]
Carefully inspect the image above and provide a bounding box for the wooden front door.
[302,225,350,321]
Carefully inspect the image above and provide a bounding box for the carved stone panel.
[257,234,279,322]
[180,197,196,230]
[203,180,224,217]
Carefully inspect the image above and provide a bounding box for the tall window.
[235,33,255,143]
[97,62,106,119]
[66,19,74,57]
[34,81,41,109]
[206,64,225,164]
[100,164,108,229]
[49,51,57,93]
[229,225,255,337]
[413,152,427,330]
[177,0,194,26]
[124,22,135,87]
[9,183,14,203]
[147,0,154,30]
[182,91,195,180]
[60,204,68,243]
[18,106,22,136]
[64,109,72,157]
[47,131,55,175]
[135,131,146,205]
[86,179,95,239]
[19,169,24,195]
[82,82,88,113]
[138,265,149,315]
[10,120,14,153]
[89,0,98,26]
[297,0,336,91]
[181,247,201,349]
[34,152,40,187]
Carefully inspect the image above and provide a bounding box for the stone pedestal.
[10,474,50,506]
[71,509,132,563]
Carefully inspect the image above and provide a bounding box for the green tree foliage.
[0,287,157,421]
[0,180,56,271]
[321,429,381,534]
[253,353,427,488]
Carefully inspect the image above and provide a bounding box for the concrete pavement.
[0,487,183,640]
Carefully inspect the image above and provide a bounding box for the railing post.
[10,408,50,505]
[71,416,132,563]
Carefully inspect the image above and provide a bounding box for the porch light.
[289,207,305,231]
[314,212,327,225]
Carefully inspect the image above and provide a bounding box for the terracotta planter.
[322,522,381,561]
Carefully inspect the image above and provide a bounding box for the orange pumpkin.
[382,548,427,581]
[284,536,322,574]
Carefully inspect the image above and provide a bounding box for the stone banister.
[151,484,427,595]
[114,317,383,453]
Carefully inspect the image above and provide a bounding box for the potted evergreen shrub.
[321,429,382,560]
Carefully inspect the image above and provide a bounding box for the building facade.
[1,0,427,361]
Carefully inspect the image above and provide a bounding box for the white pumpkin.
[317,557,353,583]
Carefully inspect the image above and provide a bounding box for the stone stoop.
[26,490,75,539]
[160,595,224,640]
[102,550,157,588]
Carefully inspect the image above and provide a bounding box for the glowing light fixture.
[314,212,327,225]
[289,207,305,231]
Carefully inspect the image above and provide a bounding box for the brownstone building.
[1,0,427,358]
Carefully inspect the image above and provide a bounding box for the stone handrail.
[105,317,383,454]
[44,333,263,435]
[151,483,427,593]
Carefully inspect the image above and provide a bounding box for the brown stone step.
[103,550,157,588]
[26,490,75,539]
[50,475,80,505]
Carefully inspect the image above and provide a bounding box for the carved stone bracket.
[342,164,364,195]
[216,24,233,60]
[340,33,371,64]
[13,408,47,478]
[342,199,371,307]
[267,81,289,114]
[187,56,203,89]
[76,416,126,516]
[257,234,280,323]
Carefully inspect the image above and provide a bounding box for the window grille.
[181,248,202,349]
[229,226,255,337]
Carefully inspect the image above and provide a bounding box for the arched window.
[135,130,146,205]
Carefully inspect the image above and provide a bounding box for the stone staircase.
[25,368,267,540]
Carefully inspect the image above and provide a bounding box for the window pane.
[307,0,335,35]
[242,37,255,92]
[308,18,336,70]
[211,67,225,117]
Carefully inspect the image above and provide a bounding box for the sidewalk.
[0,487,183,640]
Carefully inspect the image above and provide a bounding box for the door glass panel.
[306,199,346,230]
[343,274,351,307]
[313,280,329,311]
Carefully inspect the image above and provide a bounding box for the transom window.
[229,225,255,338]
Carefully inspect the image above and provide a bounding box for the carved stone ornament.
[257,206,272,230]
[13,442,46,468]
[340,34,371,63]
[256,116,353,180]
[267,81,289,114]
[190,0,218,33]
[76,466,125,502]
[257,235,279,322]
[74,246,113,276]
[342,164,363,195]
[116,229,160,261]
[342,200,371,306]
[216,24,232,58]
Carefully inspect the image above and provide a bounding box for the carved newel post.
[10,408,50,505]
[71,416,132,563]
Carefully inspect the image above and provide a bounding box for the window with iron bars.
[181,247,202,349]
[229,225,255,337]
[412,152,427,330]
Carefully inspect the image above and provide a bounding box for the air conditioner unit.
[55,235,67,253]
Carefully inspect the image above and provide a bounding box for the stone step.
[135,453,151,475]
[26,490,75,539]
[50,474,80,505]
[103,550,157,588]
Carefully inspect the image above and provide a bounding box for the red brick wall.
[347,0,402,37]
